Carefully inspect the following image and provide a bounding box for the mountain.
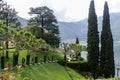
[58,20,87,42]
[17,16,27,26]
[58,13,120,43]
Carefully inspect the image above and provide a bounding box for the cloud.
[44,0,90,22]
[4,0,120,22]
[4,0,44,19]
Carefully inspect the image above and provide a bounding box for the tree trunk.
[41,17,44,39]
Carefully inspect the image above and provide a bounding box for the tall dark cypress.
[76,37,79,44]
[100,1,115,78]
[87,0,99,78]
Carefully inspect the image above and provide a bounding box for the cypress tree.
[100,1,115,78]
[75,37,79,59]
[76,37,79,44]
[87,0,99,78]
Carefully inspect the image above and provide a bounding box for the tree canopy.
[0,0,21,59]
[28,6,60,47]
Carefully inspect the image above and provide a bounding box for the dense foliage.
[0,0,21,59]
[100,2,115,78]
[87,0,99,79]
[28,6,60,47]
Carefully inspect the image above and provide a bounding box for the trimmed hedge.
[44,55,47,63]
[51,56,54,62]
[57,60,66,66]
[26,55,30,65]
[67,62,90,72]
[35,56,38,63]
[13,54,19,67]
[1,56,5,69]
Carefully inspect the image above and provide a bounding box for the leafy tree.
[22,25,43,39]
[0,22,13,67]
[0,1,21,59]
[0,22,6,69]
[10,29,22,66]
[23,31,34,65]
[60,43,70,62]
[44,33,60,47]
[100,1,115,78]
[21,30,47,65]
[69,43,86,60]
[87,0,99,79]
[28,6,60,47]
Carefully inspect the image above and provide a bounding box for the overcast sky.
[4,0,120,22]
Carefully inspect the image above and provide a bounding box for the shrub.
[67,62,90,72]
[13,54,19,67]
[16,54,19,65]
[35,56,38,63]
[79,62,90,71]
[51,56,54,62]
[44,55,47,63]
[26,55,30,65]
[1,56,5,69]
[57,60,66,66]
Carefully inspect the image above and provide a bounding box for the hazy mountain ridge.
[58,12,120,42]
[58,20,87,42]
[18,12,120,42]
[17,16,27,26]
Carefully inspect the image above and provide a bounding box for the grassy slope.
[10,63,72,80]
[2,49,86,80]
[65,67,86,80]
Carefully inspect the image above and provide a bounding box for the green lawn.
[8,63,83,80]
[2,63,119,80]
[65,67,86,80]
